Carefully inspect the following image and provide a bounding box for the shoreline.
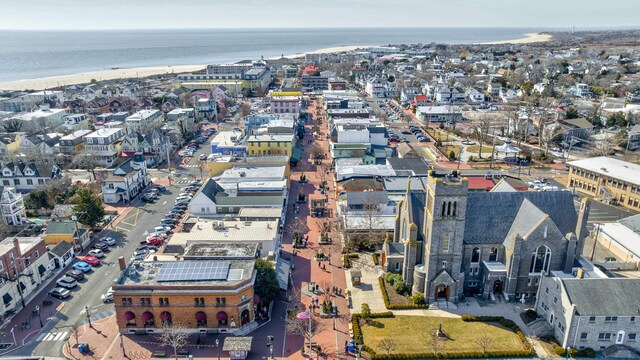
[0,33,550,91]
[480,32,553,44]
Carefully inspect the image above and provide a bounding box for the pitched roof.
[49,240,74,257]
[562,278,640,316]
[195,178,226,203]
[463,191,578,244]
[386,158,430,176]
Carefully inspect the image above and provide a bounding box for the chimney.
[576,267,584,279]
[13,238,22,258]
[118,256,126,271]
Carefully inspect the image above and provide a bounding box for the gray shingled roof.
[408,190,426,241]
[386,241,405,256]
[463,191,578,244]
[562,278,640,316]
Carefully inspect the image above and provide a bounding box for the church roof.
[408,190,426,241]
[463,191,577,245]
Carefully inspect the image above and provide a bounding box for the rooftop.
[85,128,123,139]
[169,219,279,247]
[59,129,92,141]
[116,259,255,287]
[44,221,78,235]
[562,278,640,316]
[568,156,640,186]
[0,236,43,256]
[247,134,294,142]
[183,242,259,259]
[238,207,282,219]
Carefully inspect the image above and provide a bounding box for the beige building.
[566,157,640,211]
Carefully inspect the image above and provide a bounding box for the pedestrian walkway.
[80,308,114,326]
[35,331,69,343]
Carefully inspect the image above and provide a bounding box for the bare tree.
[285,313,326,356]
[378,337,396,359]
[470,113,492,158]
[474,334,493,357]
[428,331,446,357]
[2,118,22,132]
[71,153,98,181]
[541,123,563,157]
[239,102,251,117]
[156,322,190,360]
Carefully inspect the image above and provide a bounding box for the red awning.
[142,311,154,321]
[160,311,171,321]
[124,311,135,321]
[216,311,228,321]
[253,295,261,304]
[196,311,206,322]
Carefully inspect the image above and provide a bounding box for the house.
[84,128,126,167]
[19,134,60,156]
[0,236,52,314]
[558,118,594,144]
[102,154,150,204]
[0,159,62,192]
[415,106,462,125]
[0,186,25,226]
[59,130,91,155]
[466,88,485,104]
[43,220,90,251]
[628,125,640,151]
[535,274,640,354]
[0,133,24,156]
[487,82,502,97]
[385,171,589,304]
[575,83,592,98]
[365,78,387,98]
[120,130,170,168]
[47,240,75,269]
[62,114,89,131]
[4,108,67,132]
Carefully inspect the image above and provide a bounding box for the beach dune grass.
[361,316,525,354]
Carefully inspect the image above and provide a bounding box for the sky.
[1,0,638,30]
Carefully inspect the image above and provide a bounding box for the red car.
[82,255,101,266]
[146,236,164,246]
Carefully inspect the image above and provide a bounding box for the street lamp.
[357,344,363,360]
[215,338,220,360]
[35,305,43,328]
[85,305,92,329]
[267,335,274,359]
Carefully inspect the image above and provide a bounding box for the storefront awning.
[124,311,135,321]
[196,311,206,322]
[160,311,171,321]
[142,311,154,321]
[217,311,228,321]
[276,258,291,291]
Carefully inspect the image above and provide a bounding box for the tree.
[239,102,251,116]
[69,187,105,227]
[470,113,492,158]
[541,123,563,157]
[24,189,51,210]
[71,153,98,181]
[565,107,579,119]
[254,258,280,305]
[285,311,326,356]
[156,322,189,360]
[360,303,372,319]
[474,334,493,357]
[2,118,22,132]
[428,331,446,358]
[378,338,396,359]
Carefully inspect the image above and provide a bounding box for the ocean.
[0,27,551,83]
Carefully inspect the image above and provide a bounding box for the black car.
[94,241,109,251]
[173,204,188,210]
[136,244,158,252]
[66,269,85,280]
[154,185,166,192]
[141,196,154,203]
[161,219,178,225]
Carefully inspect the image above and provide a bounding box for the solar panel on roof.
[156,261,230,282]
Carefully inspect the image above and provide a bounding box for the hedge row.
[461,315,534,356]
[378,277,429,310]
[549,339,595,358]
[372,253,379,265]
[351,312,394,355]
[370,350,535,360]
[343,254,351,269]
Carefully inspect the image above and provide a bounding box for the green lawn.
[361,316,525,354]
[440,145,462,159]
[466,145,495,155]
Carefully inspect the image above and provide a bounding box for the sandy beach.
[0,65,206,91]
[271,45,370,60]
[480,32,553,45]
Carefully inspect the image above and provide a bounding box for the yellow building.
[0,132,25,155]
[247,134,295,157]
[566,156,640,211]
[43,221,90,250]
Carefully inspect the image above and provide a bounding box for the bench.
[177,349,190,356]
[152,350,166,358]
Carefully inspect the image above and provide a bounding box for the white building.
[62,114,89,131]
[5,108,67,132]
[270,96,301,114]
[84,128,126,167]
[0,186,25,226]
[125,110,162,131]
[0,160,62,192]
[101,154,150,204]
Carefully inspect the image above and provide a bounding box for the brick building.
[113,251,257,334]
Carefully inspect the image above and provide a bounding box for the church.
[383,171,590,304]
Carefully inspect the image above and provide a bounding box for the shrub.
[348,253,359,258]
[410,293,426,305]
[525,309,537,318]
[372,253,379,265]
[393,280,408,295]
[449,150,457,161]
[468,155,475,162]
[378,277,428,310]
[385,273,402,284]
[361,303,372,319]
[554,346,566,356]
[343,254,351,269]
[579,347,596,358]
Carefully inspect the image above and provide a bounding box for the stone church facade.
[384,172,590,304]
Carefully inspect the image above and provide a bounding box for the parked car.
[173,204,188,210]
[418,138,430,142]
[72,262,92,272]
[154,226,171,234]
[137,244,158,252]
[101,289,114,303]
[94,242,109,251]
[49,287,71,299]
[101,237,116,246]
[88,249,105,258]
[81,255,101,266]
[56,276,78,289]
[154,185,166,192]
[65,270,85,281]
[146,237,163,246]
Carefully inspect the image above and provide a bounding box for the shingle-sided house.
[0,159,62,192]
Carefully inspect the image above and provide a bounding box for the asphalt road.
[12,188,178,358]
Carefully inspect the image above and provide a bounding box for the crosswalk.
[35,331,68,342]
[81,308,115,325]
[182,164,201,168]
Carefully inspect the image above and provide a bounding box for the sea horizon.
[0,27,566,83]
